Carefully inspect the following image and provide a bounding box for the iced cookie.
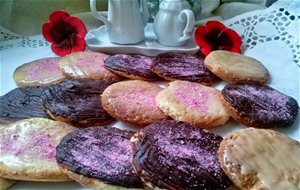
[221,83,299,128]
[156,80,230,128]
[0,118,75,181]
[59,52,123,82]
[13,57,66,87]
[151,52,219,85]
[101,80,168,125]
[131,120,233,190]
[104,54,159,81]
[204,50,269,84]
[42,79,114,128]
[218,128,300,190]
[56,127,144,189]
[0,87,50,123]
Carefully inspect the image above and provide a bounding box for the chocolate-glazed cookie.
[131,120,232,190]
[56,127,144,189]
[151,52,219,85]
[104,54,159,81]
[0,87,50,123]
[42,79,114,127]
[221,83,299,128]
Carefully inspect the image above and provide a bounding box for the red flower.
[194,21,242,56]
[42,10,87,56]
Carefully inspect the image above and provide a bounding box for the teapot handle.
[177,9,195,43]
[90,0,111,27]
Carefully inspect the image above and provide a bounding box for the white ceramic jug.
[153,0,195,46]
[90,0,148,44]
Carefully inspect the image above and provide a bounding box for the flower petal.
[70,34,86,52]
[51,41,71,57]
[49,10,70,23]
[205,21,226,32]
[66,16,87,37]
[201,46,213,56]
[42,23,54,42]
[219,29,242,52]
[194,26,209,47]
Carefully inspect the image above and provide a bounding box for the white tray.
[85,23,199,56]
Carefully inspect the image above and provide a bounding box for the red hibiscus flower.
[194,21,242,56]
[42,10,87,56]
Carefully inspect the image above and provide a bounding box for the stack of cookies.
[0,50,299,190]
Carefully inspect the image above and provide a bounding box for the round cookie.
[13,57,66,87]
[156,80,230,128]
[131,120,233,190]
[59,52,123,82]
[221,83,299,128]
[56,127,144,189]
[151,52,219,85]
[0,118,75,181]
[42,79,114,128]
[104,54,159,81]
[218,128,300,190]
[0,87,50,123]
[101,80,168,125]
[204,50,269,84]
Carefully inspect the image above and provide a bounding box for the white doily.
[0,25,50,50]
[224,0,300,66]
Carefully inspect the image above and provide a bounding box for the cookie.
[0,178,16,190]
[42,79,114,127]
[204,50,269,84]
[131,120,233,190]
[13,57,66,87]
[151,52,219,85]
[56,127,144,189]
[59,52,123,82]
[218,128,300,190]
[101,80,168,125]
[0,118,75,181]
[0,87,50,123]
[104,54,159,81]
[156,80,230,128]
[221,83,299,128]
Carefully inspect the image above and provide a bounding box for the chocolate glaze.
[151,52,219,85]
[42,79,114,127]
[56,127,144,188]
[0,87,50,122]
[222,83,299,128]
[104,54,159,80]
[132,120,232,190]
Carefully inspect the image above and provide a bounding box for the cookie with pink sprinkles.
[101,80,168,126]
[0,118,74,181]
[156,80,230,128]
[13,57,66,87]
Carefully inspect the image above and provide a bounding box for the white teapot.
[90,0,148,44]
[153,0,195,46]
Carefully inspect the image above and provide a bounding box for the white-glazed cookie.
[218,128,300,190]
[0,118,75,181]
[156,80,230,128]
[59,52,123,82]
[13,57,66,87]
[204,50,269,84]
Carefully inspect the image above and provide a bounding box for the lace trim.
[224,0,300,66]
[0,26,50,50]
